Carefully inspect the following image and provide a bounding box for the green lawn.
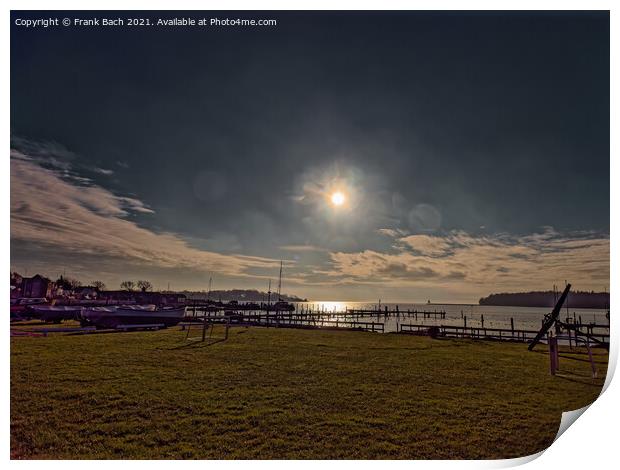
[10,323,608,459]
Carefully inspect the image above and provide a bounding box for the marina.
[181,298,610,347]
[11,291,610,348]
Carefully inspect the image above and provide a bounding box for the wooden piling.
[548,333,558,375]
[586,337,598,378]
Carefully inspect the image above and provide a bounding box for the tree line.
[478,290,609,309]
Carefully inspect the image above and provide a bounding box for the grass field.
[10,322,608,459]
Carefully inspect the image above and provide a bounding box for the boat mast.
[277,260,283,301]
[267,279,272,308]
[207,277,212,301]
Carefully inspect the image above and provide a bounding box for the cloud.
[279,244,328,253]
[326,229,609,294]
[10,135,76,169]
[118,197,155,214]
[398,234,453,256]
[10,150,281,278]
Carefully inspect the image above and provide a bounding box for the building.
[20,274,54,299]
[74,286,99,299]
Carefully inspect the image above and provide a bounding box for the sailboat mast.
[267,279,272,307]
[277,260,283,301]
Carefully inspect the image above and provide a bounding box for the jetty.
[186,301,446,320]
[183,311,385,333]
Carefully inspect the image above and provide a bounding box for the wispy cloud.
[280,244,328,253]
[10,149,281,278]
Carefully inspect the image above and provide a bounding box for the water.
[295,301,609,333]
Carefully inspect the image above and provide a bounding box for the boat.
[240,302,260,311]
[10,297,49,320]
[80,304,186,329]
[28,305,83,323]
[263,300,294,312]
[262,261,295,312]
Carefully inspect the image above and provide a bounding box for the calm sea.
[295,301,609,333]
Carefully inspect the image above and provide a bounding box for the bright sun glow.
[331,191,345,206]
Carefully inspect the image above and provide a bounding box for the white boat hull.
[81,305,186,328]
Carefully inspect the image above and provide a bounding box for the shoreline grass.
[11,324,608,459]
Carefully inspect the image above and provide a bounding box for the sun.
[331,191,345,206]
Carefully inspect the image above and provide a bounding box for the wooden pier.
[183,312,385,333]
[398,323,540,342]
[345,308,446,319]
[187,302,446,320]
[397,322,609,346]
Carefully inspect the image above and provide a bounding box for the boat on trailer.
[81,304,186,329]
[28,305,83,323]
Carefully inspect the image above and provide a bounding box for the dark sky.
[10,11,610,300]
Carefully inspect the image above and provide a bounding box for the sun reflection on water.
[302,301,350,312]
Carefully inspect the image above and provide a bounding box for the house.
[20,274,54,299]
[74,286,99,299]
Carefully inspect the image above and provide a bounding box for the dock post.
[481,314,484,328]
[464,316,467,328]
[548,333,558,375]
[586,337,597,378]
[510,318,514,339]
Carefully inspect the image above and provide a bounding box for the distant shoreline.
[478,290,609,310]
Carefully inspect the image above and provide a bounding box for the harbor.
[12,306,609,351]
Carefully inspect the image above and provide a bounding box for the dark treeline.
[182,289,307,303]
[479,291,609,309]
